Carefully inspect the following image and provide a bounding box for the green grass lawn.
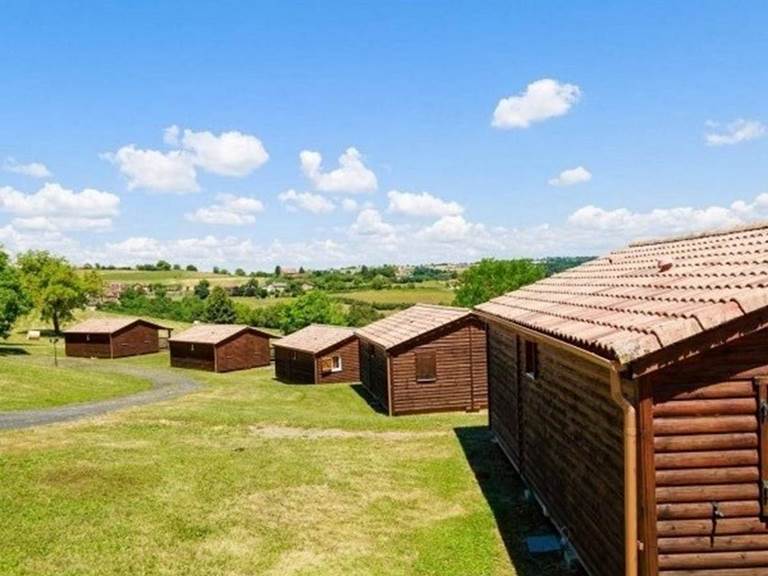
[0,338,565,576]
[332,286,454,306]
[0,355,153,411]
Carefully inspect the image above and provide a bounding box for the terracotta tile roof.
[273,324,355,354]
[356,304,472,350]
[169,324,269,345]
[476,221,768,365]
[64,317,166,334]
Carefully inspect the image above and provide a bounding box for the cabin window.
[524,340,539,379]
[416,350,437,382]
[331,355,342,372]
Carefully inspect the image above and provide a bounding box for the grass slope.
[0,357,153,411]
[0,343,565,576]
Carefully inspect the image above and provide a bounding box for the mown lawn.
[0,343,565,576]
[0,356,152,411]
[332,286,454,306]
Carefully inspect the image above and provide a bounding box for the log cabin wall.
[647,327,768,575]
[64,333,112,358]
[388,319,487,416]
[317,338,360,384]
[486,319,626,576]
[359,340,389,413]
[275,347,315,383]
[170,341,216,371]
[216,332,271,372]
[111,322,160,358]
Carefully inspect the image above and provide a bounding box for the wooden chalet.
[169,324,271,373]
[356,304,487,415]
[475,222,768,576]
[64,317,170,358]
[273,324,359,384]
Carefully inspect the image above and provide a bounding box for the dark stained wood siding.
[648,327,768,575]
[486,319,625,576]
[64,333,112,358]
[170,341,215,371]
[359,340,389,413]
[388,319,487,415]
[64,321,162,358]
[215,331,270,372]
[111,322,160,357]
[275,347,316,383]
[317,338,360,384]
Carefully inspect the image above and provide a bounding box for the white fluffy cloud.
[350,208,395,239]
[300,147,377,193]
[105,126,269,193]
[341,198,359,212]
[387,190,464,217]
[705,119,766,146]
[278,189,335,214]
[175,127,269,176]
[416,215,486,243]
[105,235,347,269]
[102,146,198,193]
[0,183,119,231]
[3,158,52,179]
[185,194,265,225]
[548,166,592,187]
[492,78,581,129]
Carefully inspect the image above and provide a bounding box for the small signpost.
[50,337,59,367]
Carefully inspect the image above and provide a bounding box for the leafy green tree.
[194,279,211,300]
[274,265,282,277]
[203,286,237,324]
[279,291,344,333]
[186,264,198,272]
[453,258,546,308]
[16,251,97,333]
[0,249,31,338]
[346,301,382,327]
[156,260,172,271]
[235,268,246,277]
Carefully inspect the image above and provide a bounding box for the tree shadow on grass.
[349,383,387,415]
[0,345,30,356]
[454,426,575,576]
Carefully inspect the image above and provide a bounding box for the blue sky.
[1,1,767,270]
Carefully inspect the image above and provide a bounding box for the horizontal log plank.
[658,534,768,553]
[655,433,758,453]
[656,467,758,486]
[656,450,758,470]
[657,517,768,537]
[659,550,768,569]
[654,416,757,435]
[658,501,761,520]
[656,484,760,503]
[653,398,757,417]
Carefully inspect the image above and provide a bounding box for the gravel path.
[0,366,200,430]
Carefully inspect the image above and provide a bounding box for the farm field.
[91,269,249,288]
[333,286,454,306]
[0,334,565,576]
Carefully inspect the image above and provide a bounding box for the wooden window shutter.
[416,350,437,382]
[756,378,768,516]
[320,357,334,374]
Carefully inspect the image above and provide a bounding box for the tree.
[235,268,246,277]
[345,301,382,327]
[279,291,344,333]
[0,249,30,338]
[16,251,96,333]
[203,286,237,324]
[172,263,181,270]
[156,260,172,271]
[186,264,198,272]
[453,259,546,308]
[274,265,282,277]
[194,279,211,300]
